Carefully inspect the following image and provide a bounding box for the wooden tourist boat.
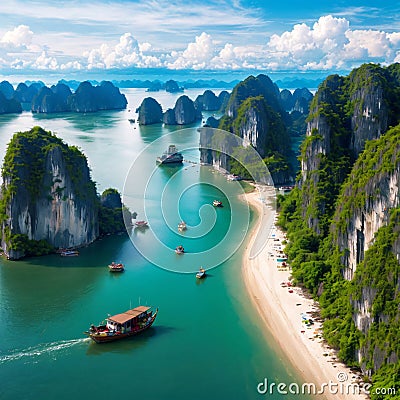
[85,306,158,343]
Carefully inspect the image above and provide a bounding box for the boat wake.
[0,338,90,364]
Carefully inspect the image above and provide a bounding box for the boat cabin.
[105,306,152,334]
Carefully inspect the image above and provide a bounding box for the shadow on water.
[32,110,124,132]
[138,123,164,143]
[3,233,133,269]
[85,325,176,356]
[157,163,183,178]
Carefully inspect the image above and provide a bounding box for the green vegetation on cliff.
[278,123,400,398]
[302,63,400,235]
[219,76,297,183]
[0,127,130,259]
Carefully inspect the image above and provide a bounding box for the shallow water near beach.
[0,89,307,399]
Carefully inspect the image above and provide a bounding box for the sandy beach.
[242,186,368,400]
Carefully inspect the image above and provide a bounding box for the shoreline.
[241,187,367,400]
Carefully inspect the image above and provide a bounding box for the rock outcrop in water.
[13,82,42,105]
[67,81,127,112]
[0,126,130,260]
[173,95,201,125]
[162,95,202,125]
[0,81,15,99]
[165,79,183,93]
[0,91,22,114]
[194,90,221,111]
[280,88,313,113]
[99,188,132,235]
[31,83,72,113]
[200,74,308,185]
[137,97,163,125]
[0,126,98,259]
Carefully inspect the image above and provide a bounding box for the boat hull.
[85,310,158,343]
[156,158,183,165]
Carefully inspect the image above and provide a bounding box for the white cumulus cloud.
[265,15,400,71]
[0,25,33,47]
[167,32,217,70]
[84,32,160,69]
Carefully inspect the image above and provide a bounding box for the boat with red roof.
[85,305,158,343]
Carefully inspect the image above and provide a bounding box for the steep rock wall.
[0,127,99,259]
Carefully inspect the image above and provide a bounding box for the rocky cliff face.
[162,108,176,125]
[173,95,202,125]
[331,128,400,280]
[300,64,400,235]
[0,127,99,259]
[67,81,127,112]
[0,81,15,99]
[31,83,72,113]
[137,97,163,125]
[14,82,41,104]
[226,74,282,118]
[200,74,300,185]
[194,90,221,111]
[0,92,22,114]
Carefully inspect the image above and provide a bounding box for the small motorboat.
[196,267,206,279]
[135,220,148,228]
[108,262,124,272]
[175,245,185,254]
[178,221,187,231]
[60,249,79,256]
[212,200,222,207]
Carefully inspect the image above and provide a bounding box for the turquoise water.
[0,89,305,400]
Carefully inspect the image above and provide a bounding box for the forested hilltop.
[200,74,313,185]
[278,63,400,398]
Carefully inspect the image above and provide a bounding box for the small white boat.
[178,221,187,231]
[196,267,206,279]
[212,200,222,207]
[60,249,79,257]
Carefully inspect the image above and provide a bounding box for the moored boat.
[135,220,148,228]
[156,145,183,165]
[60,249,79,257]
[84,306,158,343]
[196,267,206,279]
[108,262,124,272]
[212,200,222,207]
[175,245,185,254]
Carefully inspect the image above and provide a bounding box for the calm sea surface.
[0,89,306,400]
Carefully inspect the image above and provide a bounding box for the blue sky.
[0,0,399,81]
